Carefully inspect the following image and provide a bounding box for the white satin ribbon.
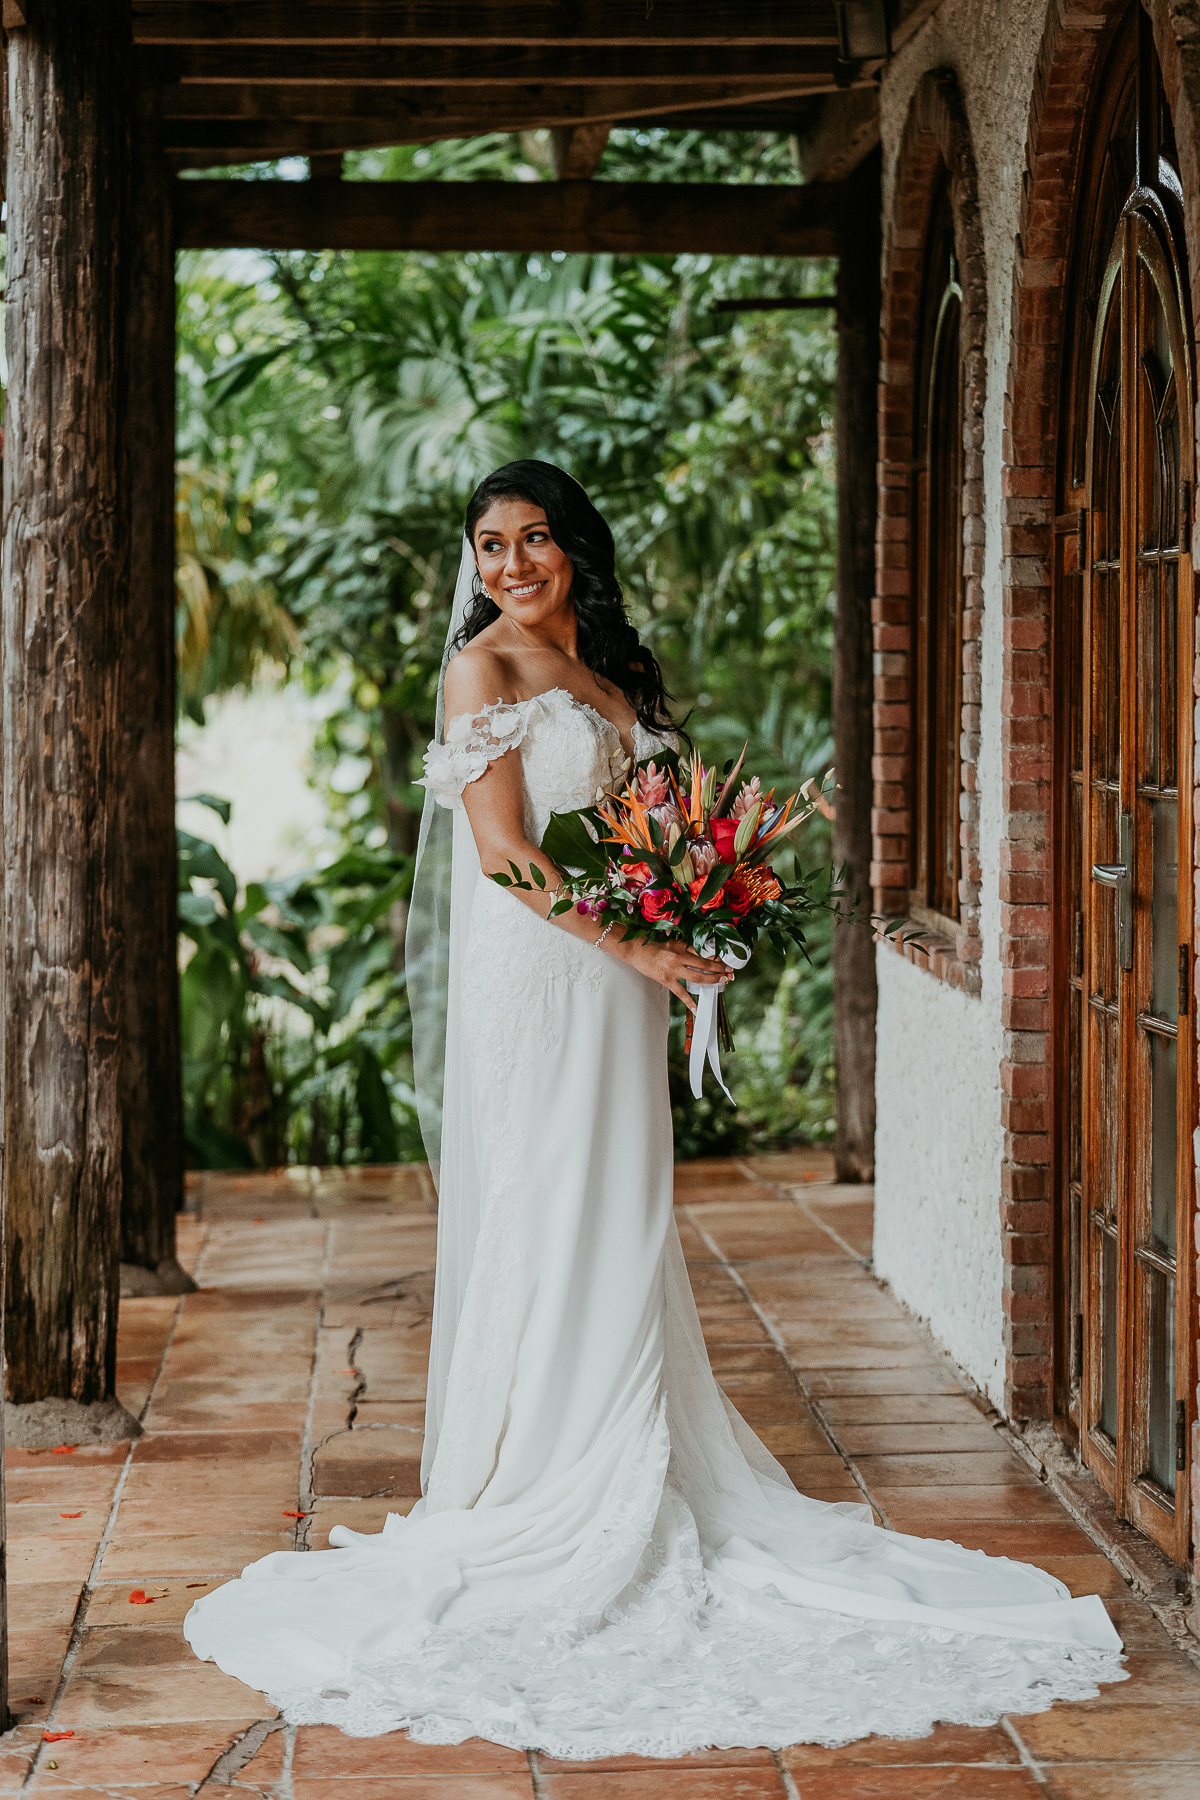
[687,939,750,1100]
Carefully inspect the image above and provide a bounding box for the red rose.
[710,818,740,862]
[723,877,755,919]
[689,875,726,913]
[640,887,681,925]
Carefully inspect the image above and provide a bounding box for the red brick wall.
[873,70,986,994]
[998,3,1111,1425]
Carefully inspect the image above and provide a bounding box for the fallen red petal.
[282,1510,307,1519]
[25,1697,43,1705]
[51,1445,75,1455]
[59,1512,82,1519]
[42,1732,74,1742]
[127,1590,152,1605]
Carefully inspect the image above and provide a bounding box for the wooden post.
[832,149,881,1184]
[119,69,193,1298]
[1,0,139,1439]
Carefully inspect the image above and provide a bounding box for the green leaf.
[327,932,391,1024]
[245,916,312,974]
[540,808,609,878]
[178,890,219,929]
[180,792,233,826]
[177,829,238,914]
[207,342,293,407]
[253,972,331,1031]
[354,1044,400,1164]
[694,861,731,908]
[240,881,270,923]
[529,863,546,891]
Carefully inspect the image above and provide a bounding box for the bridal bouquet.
[491,746,835,1097]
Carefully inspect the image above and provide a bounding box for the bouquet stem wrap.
[687,940,750,1100]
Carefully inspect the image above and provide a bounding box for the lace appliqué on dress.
[420,701,533,809]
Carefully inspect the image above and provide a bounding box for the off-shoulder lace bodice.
[420,687,674,843]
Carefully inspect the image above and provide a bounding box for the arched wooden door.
[1073,30,1196,1561]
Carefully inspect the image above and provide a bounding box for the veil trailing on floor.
[404,535,488,1487]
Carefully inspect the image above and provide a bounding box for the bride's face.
[473,500,575,629]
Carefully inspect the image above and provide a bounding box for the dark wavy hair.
[457,459,674,735]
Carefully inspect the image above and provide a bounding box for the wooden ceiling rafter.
[133,1,843,48]
[162,82,844,159]
[174,174,842,257]
[154,44,846,84]
[162,80,845,123]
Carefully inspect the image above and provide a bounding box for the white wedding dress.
[185,687,1125,1757]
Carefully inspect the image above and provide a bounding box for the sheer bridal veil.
[405,535,484,1485]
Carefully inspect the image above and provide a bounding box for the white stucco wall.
[872,0,1052,1409]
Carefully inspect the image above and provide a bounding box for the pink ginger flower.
[635,762,672,809]
[635,760,684,833]
[731,776,765,820]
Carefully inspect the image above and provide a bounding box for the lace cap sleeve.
[420,700,533,809]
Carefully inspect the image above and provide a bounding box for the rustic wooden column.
[1,0,139,1439]
[832,150,881,1183]
[119,71,193,1298]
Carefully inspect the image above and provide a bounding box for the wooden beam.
[794,89,879,182]
[154,43,841,84]
[161,79,832,156]
[832,149,880,1184]
[134,2,840,48]
[550,124,609,180]
[3,0,140,1437]
[120,70,193,1300]
[162,78,828,119]
[174,176,841,256]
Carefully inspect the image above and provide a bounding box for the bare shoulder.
[443,640,519,717]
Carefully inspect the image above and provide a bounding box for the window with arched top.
[872,69,984,993]
[912,174,964,926]
[1055,3,1195,1565]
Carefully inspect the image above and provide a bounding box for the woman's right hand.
[614,936,728,1011]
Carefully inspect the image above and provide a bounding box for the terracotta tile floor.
[6,1152,1199,1797]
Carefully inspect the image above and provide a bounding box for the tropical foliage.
[176,127,838,1167]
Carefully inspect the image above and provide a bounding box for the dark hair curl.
[457,459,673,736]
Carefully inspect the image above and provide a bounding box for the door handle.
[1091,812,1133,971]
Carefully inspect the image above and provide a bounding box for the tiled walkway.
[4,1154,1199,1797]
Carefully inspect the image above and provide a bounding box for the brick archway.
[999,0,1200,1435]
[872,68,986,992]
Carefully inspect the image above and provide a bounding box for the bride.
[185,459,1125,1757]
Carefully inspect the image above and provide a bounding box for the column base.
[119,1257,197,1297]
[5,1395,142,1448]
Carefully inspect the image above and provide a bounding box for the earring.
[471,571,489,604]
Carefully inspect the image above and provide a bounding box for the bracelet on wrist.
[595,919,618,952]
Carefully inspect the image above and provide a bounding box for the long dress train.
[184,688,1125,1757]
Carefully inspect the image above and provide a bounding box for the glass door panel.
[1079,210,1194,1563]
